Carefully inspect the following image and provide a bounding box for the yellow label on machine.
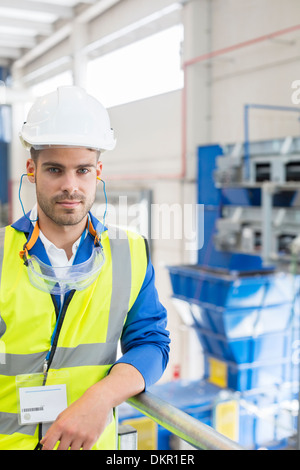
[214,400,239,441]
[208,357,227,388]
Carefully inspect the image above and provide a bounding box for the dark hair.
[29,147,101,162]
[30,147,39,164]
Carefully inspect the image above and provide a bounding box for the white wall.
[105,91,182,176]
[210,0,300,144]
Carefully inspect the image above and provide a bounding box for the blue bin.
[204,354,292,391]
[196,328,292,364]
[289,327,300,382]
[238,386,297,449]
[238,400,278,449]
[168,266,299,309]
[188,300,294,338]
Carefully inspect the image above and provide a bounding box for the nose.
[60,172,79,195]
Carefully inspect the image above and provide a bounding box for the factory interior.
[1,0,300,451]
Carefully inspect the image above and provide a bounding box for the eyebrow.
[41,162,96,169]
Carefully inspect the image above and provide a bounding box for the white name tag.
[19,384,68,425]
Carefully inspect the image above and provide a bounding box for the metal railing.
[126,391,244,451]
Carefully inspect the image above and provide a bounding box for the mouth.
[56,200,82,209]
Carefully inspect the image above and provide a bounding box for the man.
[0,86,170,450]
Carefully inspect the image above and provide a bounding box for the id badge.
[16,371,69,425]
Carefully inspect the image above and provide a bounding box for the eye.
[78,168,90,174]
[48,167,61,174]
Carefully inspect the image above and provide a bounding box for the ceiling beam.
[0,0,74,19]
[0,47,21,60]
[14,0,122,69]
[77,0,122,22]
[0,34,37,49]
[0,58,10,67]
[14,24,72,69]
[0,17,54,36]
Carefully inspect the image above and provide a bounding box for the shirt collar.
[39,229,83,267]
[12,208,107,266]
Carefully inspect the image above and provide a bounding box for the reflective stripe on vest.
[0,224,147,449]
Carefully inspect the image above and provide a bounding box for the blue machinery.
[244,104,300,180]
[166,136,300,450]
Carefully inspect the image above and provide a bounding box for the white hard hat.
[20,86,116,152]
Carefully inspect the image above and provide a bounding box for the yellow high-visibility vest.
[0,224,147,450]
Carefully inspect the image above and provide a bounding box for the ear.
[96,160,103,182]
[26,159,36,183]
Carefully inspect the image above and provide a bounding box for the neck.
[37,212,88,260]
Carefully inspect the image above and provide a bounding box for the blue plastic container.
[196,328,292,364]
[289,327,300,382]
[168,266,298,310]
[238,400,280,449]
[238,385,297,449]
[204,354,292,391]
[188,300,294,338]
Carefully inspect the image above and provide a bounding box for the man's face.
[27,147,102,228]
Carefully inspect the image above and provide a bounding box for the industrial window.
[86,24,184,108]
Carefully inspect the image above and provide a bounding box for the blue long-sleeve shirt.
[12,212,170,389]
